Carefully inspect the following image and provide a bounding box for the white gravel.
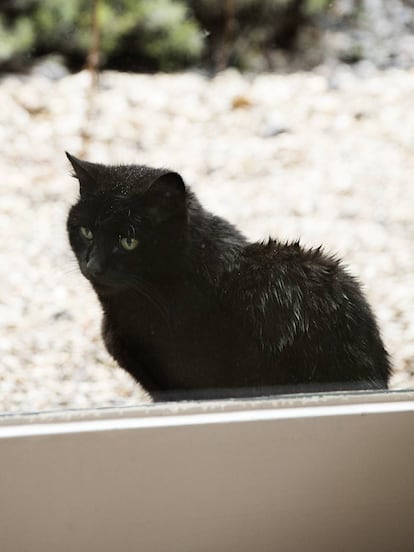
[1,66,414,413]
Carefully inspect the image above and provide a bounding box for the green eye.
[120,236,139,251]
[80,226,93,240]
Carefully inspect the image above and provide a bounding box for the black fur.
[66,153,391,400]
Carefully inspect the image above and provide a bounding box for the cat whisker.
[60,261,82,276]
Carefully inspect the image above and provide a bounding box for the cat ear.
[66,152,98,195]
[146,171,186,223]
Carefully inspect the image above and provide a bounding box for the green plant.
[0,0,204,71]
[0,0,336,72]
[0,14,34,63]
[99,0,204,70]
[304,0,333,15]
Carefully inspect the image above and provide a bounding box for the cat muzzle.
[86,257,104,278]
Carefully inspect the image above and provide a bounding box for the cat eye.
[80,226,93,240]
[120,236,139,251]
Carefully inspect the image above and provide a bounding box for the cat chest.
[109,297,232,387]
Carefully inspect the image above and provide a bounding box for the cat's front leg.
[101,316,161,395]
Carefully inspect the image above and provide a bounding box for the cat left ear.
[150,171,185,197]
[146,171,186,223]
[66,152,98,195]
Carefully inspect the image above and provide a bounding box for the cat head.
[66,153,187,294]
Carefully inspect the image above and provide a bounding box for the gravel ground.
[1,65,414,413]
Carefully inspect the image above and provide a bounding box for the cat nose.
[86,256,104,278]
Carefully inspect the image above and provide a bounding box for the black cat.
[66,152,391,401]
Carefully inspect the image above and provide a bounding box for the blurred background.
[1,0,414,412]
[2,0,414,74]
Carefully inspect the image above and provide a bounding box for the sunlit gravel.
[1,65,414,412]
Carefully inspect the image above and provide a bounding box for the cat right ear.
[66,152,98,195]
